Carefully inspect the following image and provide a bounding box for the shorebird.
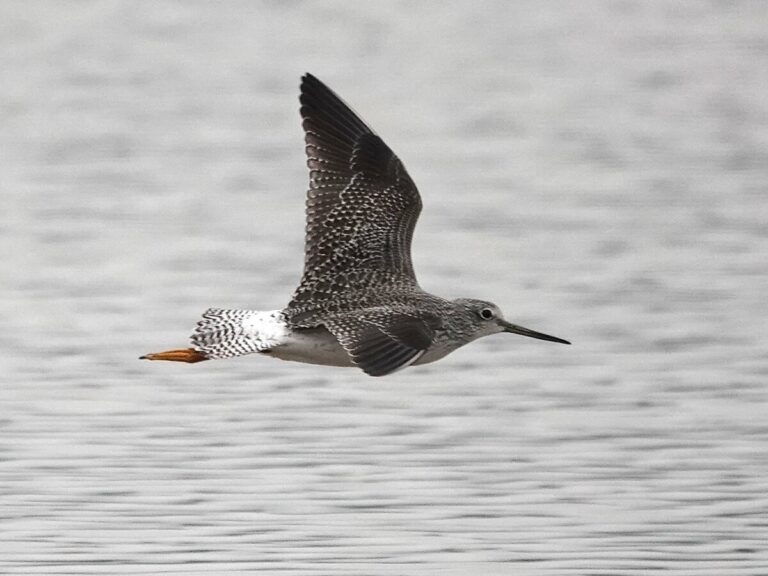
[141,73,570,376]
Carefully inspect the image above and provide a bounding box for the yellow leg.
[140,348,208,363]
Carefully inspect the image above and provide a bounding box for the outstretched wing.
[285,74,423,319]
[323,308,440,377]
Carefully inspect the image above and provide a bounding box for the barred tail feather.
[191,308,281,359]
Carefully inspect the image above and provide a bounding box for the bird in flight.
[141,74,570,376]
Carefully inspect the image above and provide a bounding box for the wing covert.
[324,309,438,377]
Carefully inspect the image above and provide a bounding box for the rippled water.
[2,1,768,574]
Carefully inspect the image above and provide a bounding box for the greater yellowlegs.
[141,74,570,376]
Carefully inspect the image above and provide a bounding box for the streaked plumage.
[141,74,570,376]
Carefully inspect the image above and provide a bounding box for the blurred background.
[1,1,767,574]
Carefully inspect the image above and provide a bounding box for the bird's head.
[453,298,571,345]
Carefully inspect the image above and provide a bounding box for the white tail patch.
[191,309,289,360]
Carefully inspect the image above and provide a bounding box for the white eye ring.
[479,308,495,320]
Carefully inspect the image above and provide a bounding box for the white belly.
[271,328,463,368]
[240,310,462,369]
[234,310,351,366]
[269,326,354,367]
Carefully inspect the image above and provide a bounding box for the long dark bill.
[500,320,571,345]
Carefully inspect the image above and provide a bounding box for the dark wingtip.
[300,72,321,94]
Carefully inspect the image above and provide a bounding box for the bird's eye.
[479,308,495,320]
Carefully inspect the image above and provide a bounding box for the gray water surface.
[2,1,768,574]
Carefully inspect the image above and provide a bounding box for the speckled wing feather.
[324,309,439,377]
[285,74,423,326]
